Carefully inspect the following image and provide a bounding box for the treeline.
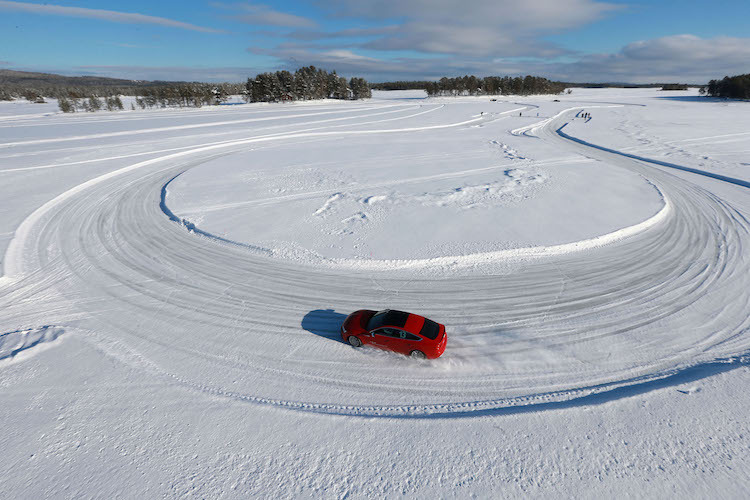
[55,83,245,113]
[0,84,147,102]
[1,66,374,112]
[703,73,750,99]
[370,81,433,91]
[58,95,124,113]
[0,85,135,110]
[424,75,566,96]
[53,83,247,112]
[1,81,246,111]
[245,66,371,102]
[0,69,200,104]
[661,84,689,91]
[134,83,243,108]
[0,86,48,102]
[0,69,170,89]
[562,82,665,89]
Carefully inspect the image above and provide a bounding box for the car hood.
[344,309,376,333]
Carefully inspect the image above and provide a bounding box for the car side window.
[373,328,421,340]
[386,329,421,341]
[374,328,398,338]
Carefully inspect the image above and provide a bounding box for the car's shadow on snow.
[301,309,348,344]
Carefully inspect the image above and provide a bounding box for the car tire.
[348,335,363,348]
[410,350,426,360]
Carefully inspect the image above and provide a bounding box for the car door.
[371,328,398,350]
[369,327,390,348]
[390,329,421,356]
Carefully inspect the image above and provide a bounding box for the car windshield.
[419,318,441,340]
[367,310,409,331]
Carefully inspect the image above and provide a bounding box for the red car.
[340,309,447,359]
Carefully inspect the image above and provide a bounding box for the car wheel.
[348,335,363,348]
[410,350,426,360]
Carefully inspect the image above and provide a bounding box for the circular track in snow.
[4,107,750,417]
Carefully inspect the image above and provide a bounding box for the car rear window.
[367,310,409,330]
[419,318,441,340]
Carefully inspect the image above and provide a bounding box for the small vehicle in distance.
[341,309,447,359]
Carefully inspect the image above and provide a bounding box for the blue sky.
[1,0,748,83]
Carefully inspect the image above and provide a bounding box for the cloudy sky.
[1,0,748,83]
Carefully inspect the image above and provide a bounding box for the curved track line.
[511,105,623,137]
[3,102,750,419]
[0,103,410,148]
[557,124,750,189]
[3,112,484,278]
[0,105,447,174]
[164,171,670,270]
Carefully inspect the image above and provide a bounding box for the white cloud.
[555,35,750,83]
[253,35,750,83]
[284,25,400,42]
[0,1,222,33]
[323,0,617,28]
[320,49,379,61]
[318,0,620,57]
[214,2,317,28]
[21,34,749,84]
[236,0,618,58]
[249,44,514,80]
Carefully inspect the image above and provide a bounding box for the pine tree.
[58,97,74,113]
[87,96,102,112]
[349,78,371,99]
[277,70,295,99]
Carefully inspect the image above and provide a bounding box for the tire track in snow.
[2,103,750,417]
[0,103,413,148]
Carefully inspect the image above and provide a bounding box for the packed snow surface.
[1,88,750,497]
[167,100,664,264]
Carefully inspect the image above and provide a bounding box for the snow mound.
[0,326,65,364]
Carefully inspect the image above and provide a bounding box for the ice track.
[2,103,750,417]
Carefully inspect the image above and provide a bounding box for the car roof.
[377,309,427,334]
[403,313,425,334]
[371,309,442,340]
[374,309,411,328]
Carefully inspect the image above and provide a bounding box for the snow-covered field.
[1,88,749,497]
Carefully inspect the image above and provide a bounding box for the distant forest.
[660,84,689,91]
[424,75,567,96]
[0,69,247,111]
[703,73,750,99]
[372,79,701,94]
[0,69,203,102]
[0,68,372,112]
[371,75,566,96]
[245,66,371,102]
[371,81,434,91]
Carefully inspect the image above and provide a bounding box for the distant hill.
[0,69,184,88]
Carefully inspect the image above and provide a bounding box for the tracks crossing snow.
[2,103,750,417]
